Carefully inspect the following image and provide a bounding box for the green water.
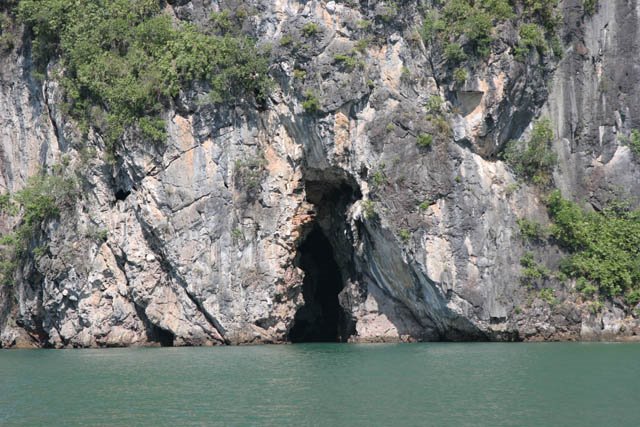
[1,343,639,426]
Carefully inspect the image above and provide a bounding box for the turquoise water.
[1,343,639,426]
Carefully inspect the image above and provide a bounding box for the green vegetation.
[421,0,513,58]
[417,133,433,148]
[95,229,109,243]
[418,200,432,211]
[583,0,598,16]
[301,22,320,37]
[377,2,398,23]
[628,129,640,158]
[575,277,598,297]
[293,69,307,80]
[428,115,452,139]
[371,169,386,187]
[356,19,371,30]
[354,38,370,54]
[538,288,556,304]
[505,182,520,196]
[234,156,266,193]
[588,299,604,314]
[515,23,546,59]
[522,0,560,30]
[0,171,76,286]
[400,66,411,80]
[423,95,452,140]
[520,252,550,288]
[18,0,271,151]
[517,218,546,241]
[362,200,377,220]
[0,10,16,51]
[302,91,320,113]
[444,42,467,63]
[426,95,444,114]
[333,53,363,71]
[626,289,640,307]
[279,35,294,46]
[231,228,244,244]
[453,67,468,84]
[399,229,411,243]
[547,190,640,299]
[421,0,560,67]
[514,188,640,309]
[503,118,557,185]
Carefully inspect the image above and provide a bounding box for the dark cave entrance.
[147,324,176,347]
[153,326,175,347]
[289,171,360,343]
[289,226,347,343]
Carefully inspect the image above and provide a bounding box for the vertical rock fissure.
[288,172,361,343]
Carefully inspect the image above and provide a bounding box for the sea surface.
[1,342,639,426]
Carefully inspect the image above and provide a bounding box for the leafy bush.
[588,299,604,314]
[426,95,444,114]
[626,289,640,307]
[18,0,271,151]
[421,0,559,65]
[399,229,411,243]
[424,95,452,141]
[522,0,560,30]
[302,91,320,113]
[279,35,293,47]
[517,218,546,241]
[516,23,547,59]
[333,53,362,71]
[293,69,307,80]
[377,2,398,23]
[362,200,377,220]
[234,155,266,202]
[418,200,432,211]
[444,42,467,63]
[583,0,598,15]
[628,129,640,158]
[0,171,76,286]
[428,115,452,139]
[575,277,598,296]
[547,190,640,297]
[301,22,320,37]
[417,133,433,148]
[520,252,551,287]
[503,118,557,185]
[0,11,16,51]
[371,170,386,187]
[453,67,468,84]
[422,0,513,60]
[538,288,556,304]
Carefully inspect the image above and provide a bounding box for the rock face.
[1,0,640,348]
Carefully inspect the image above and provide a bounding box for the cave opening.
[289,226,347,343]
[289,172,360,343]
[155,327,175,347]
[148,324,175,347]
[114,188,131,201]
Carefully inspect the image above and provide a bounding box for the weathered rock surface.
[1,0,640,348]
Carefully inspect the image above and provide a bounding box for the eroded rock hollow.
[290,172,360,342]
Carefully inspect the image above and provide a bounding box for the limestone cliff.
[1,0,639,348]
